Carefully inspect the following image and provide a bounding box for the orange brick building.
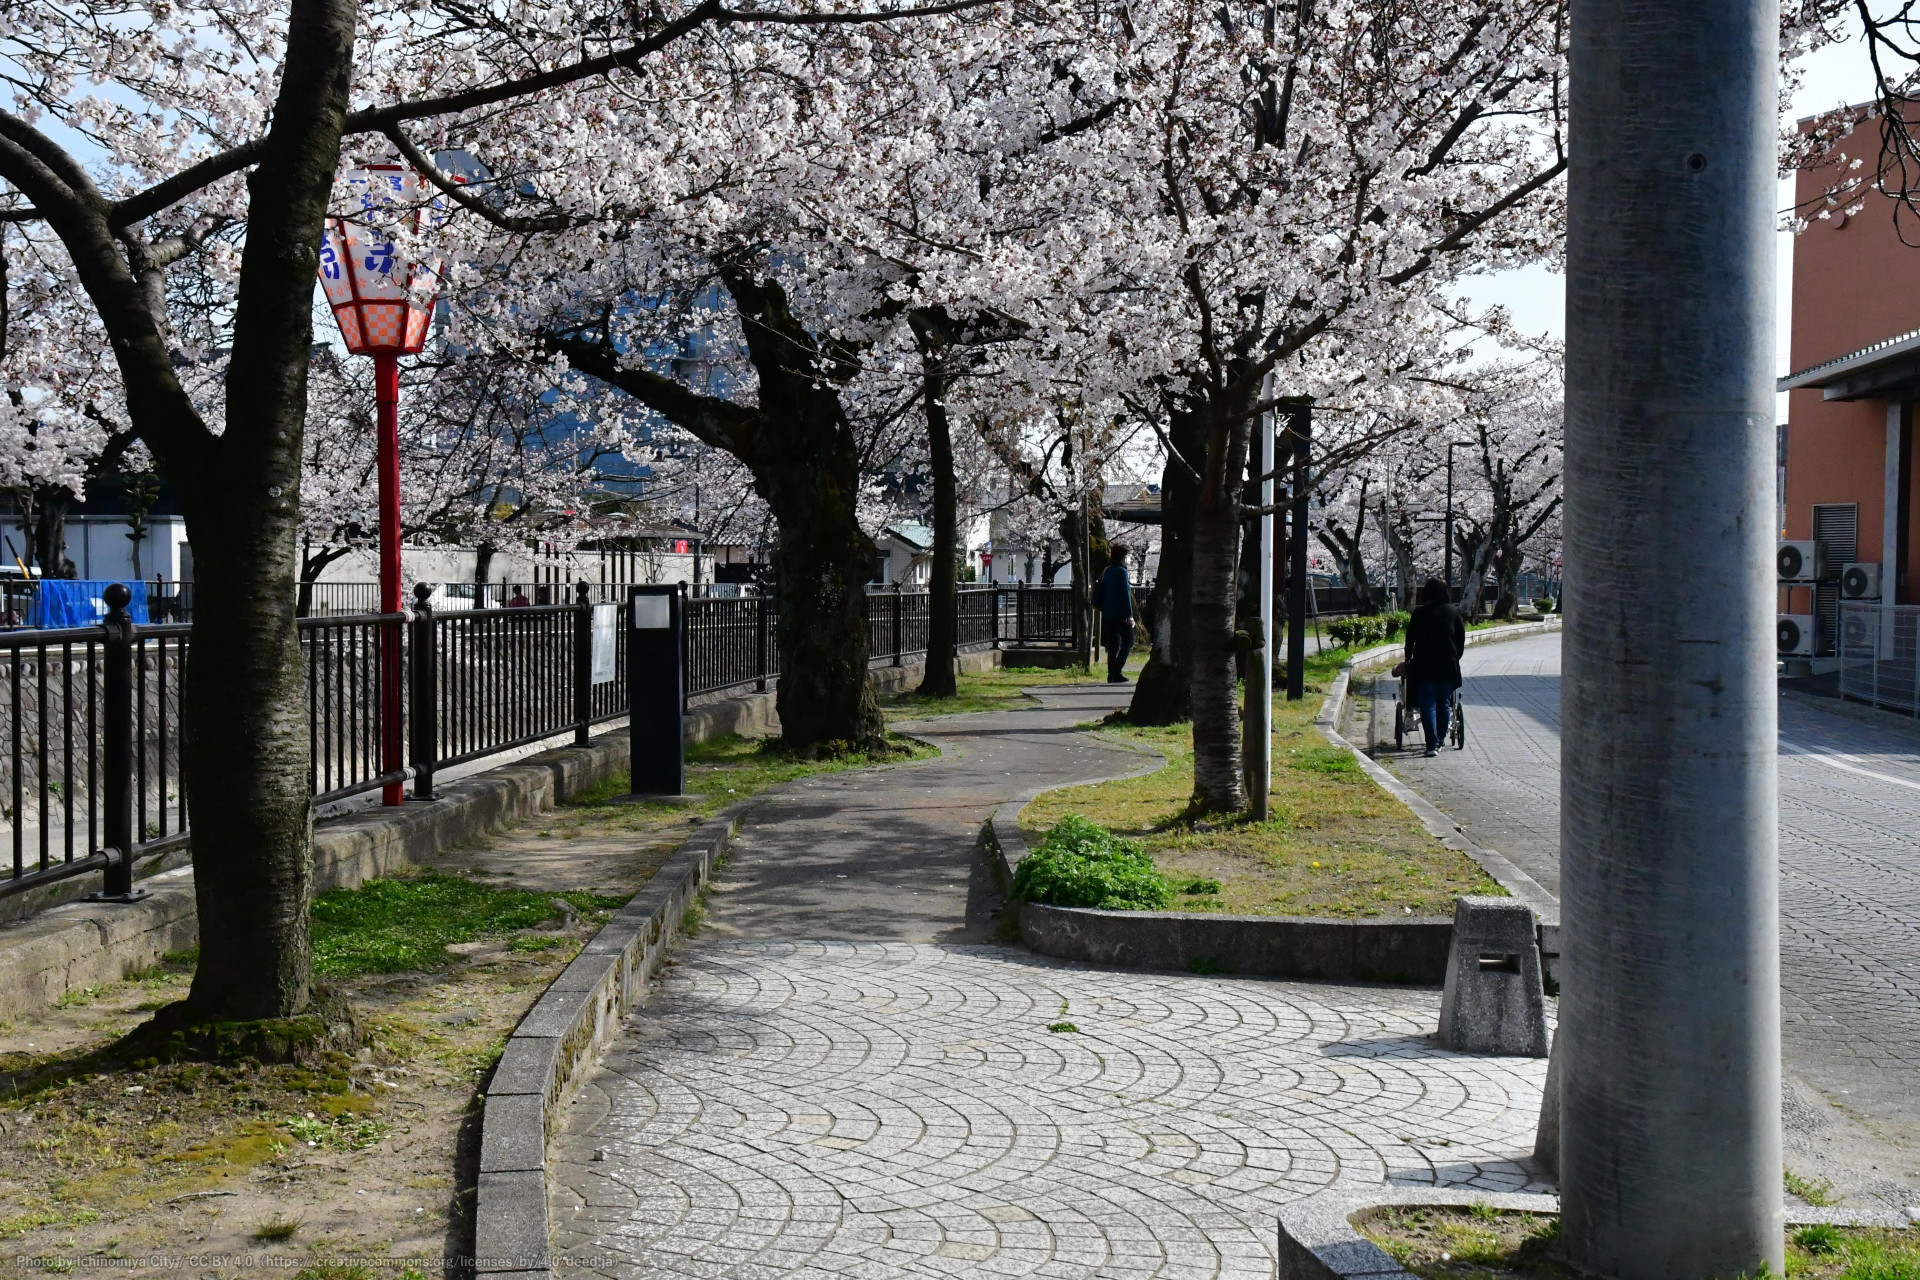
[1778,124,1920,655]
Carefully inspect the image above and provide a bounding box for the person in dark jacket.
[1403,576,1465,756]
[1093,544,1135,683]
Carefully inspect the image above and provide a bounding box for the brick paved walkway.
[1387,633,1920,1196]
[550,686,1552,1278]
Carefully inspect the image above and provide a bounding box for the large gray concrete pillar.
[1562,0,1782,1276]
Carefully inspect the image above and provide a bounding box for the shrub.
[1327,611,1411,650]
[1532,597,1556,613]
[1011,815,1173,910]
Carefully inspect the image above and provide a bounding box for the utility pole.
[1559,0,1781,1276]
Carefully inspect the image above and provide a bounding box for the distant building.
[1777,109,1920,661]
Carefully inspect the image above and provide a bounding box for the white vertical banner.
[591,602,619,683]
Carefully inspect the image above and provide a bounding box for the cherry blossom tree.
[1037,0,1573,810]
[0,0,1000,1021]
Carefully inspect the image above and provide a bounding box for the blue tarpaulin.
[28,580,149,629]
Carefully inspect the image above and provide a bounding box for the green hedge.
[1010,815,1173,910]
[1326,611,1409,650]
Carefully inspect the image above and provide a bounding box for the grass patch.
[880,658,1143,720]
[251,1215,303,1241]
[568,730,935,812]
[1788,1170,1840,1207]
[311,876,626,976]
[1361,1208,1920,1280]
[1018,649,1500,917]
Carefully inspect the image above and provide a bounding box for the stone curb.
[473,797,753,1276]
[1313,621,1563,968]
[0,650,994,1018]
[1275,1186,1918,1280]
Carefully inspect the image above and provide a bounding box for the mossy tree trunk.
[555,271,885,752]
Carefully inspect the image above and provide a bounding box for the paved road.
[550,686,1551,1279]
[1383,633,1920,1201]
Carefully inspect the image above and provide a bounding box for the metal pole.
[1445,443,1456,593]
[1286,400,1312,700]
[97,583,135,900]
[1560,0,1781,1273]
[1253,373,1275,819]
[573,580,592,747]
[409,582,437,801]
[374,351,404,807]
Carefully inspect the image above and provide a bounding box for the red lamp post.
[317,165,443,805]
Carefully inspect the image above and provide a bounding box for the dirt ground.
[0,732,916,1279]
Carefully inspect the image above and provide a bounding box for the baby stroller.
[1392,666,1464,752]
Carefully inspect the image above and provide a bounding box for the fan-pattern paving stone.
[549,684,1552,1279]
[551,941,1549,1279]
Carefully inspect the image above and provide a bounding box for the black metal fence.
[0,582,1075,900]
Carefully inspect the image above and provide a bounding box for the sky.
[1451,32,1881,397]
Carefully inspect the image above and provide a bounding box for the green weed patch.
[1011,815,1174,910]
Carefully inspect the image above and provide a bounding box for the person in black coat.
[1403,576,1465,756]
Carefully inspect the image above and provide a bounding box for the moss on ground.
[1018,645,1501,918]
[1360,1207,1920,1280]
[566,729,935,811]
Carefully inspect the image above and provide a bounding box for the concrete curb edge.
[1312,621,1563,941]
[472,797,755,1277]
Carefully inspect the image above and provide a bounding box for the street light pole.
[374,353,404,805]
[317,164,445,808]
[1444,440,1466,594]
[1560,0,1781,1275]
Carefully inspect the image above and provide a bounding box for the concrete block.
[1533,1025,1561,1178]
[474,1170,549,1273]
[1437,896,1549,1056]
[480,1092,548,1173]
[489,1036,559,1098]
[1352,918,1453,984]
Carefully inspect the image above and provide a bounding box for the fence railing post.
[573,580,592,747]
[680,582,691,714]
[892,582,904,666]
[756,592,769,692]
[990,584,1001,649]
[409,582,438,801]
[95,583,137,900]
[1015,581,1026,646]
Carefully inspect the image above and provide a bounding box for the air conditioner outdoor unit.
[1778,613,1817,656]
[1840,608,1878,653]
[1841,562,1882,599]
[1778,541,1824,582]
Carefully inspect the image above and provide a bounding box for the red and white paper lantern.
[318,166,444,356]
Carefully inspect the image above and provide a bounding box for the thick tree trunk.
[915,325,958,698]
[554,273,885,753]
[1187,389,1254,813]
[177,0,357,1021]
[726,274,884,752]
[31,487,77,579]
[1378,500,1417,610]
[1129,409,1201,724]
